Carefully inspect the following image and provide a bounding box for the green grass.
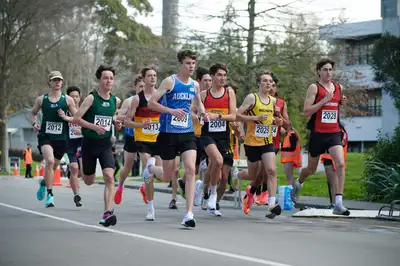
[0,160,40,177]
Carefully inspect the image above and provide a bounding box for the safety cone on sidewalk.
[53,165,62,186]
[233,136,239,160]
[13,163,19,176]
[39,160,45,177]
[35,165,40,177]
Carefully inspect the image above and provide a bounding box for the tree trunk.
[246,0,256,94]
[0,77,10,173]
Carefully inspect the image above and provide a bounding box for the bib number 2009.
[171,115,188,127]
[94,115,112,131]
[46,122,63,135]
[321,110,337,124]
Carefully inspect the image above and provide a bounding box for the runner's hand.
[33,123,40,133]
[73,129,81,135]
[57,109,67,120]
[202,112,210,122]
[142,118,152,128]
[94,125,107,135]
[170,108,186,118]
[255,114,268,121]
[323,92,333,103]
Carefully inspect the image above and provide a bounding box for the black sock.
[262,183,268,192]
[250,186,257,194]
[47,189,53,196]
[204,192,209,200]
[41,180,46,186]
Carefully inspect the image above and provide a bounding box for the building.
[319,0,400,152]
[8,108,38,152]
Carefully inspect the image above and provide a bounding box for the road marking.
[0,202,293,266]
[374,225,400,231]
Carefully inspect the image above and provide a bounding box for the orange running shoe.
[255,194,262,205]
[260,190,269,205]
[242,195,250,215]
[114,185,124,204]
[139,184,147,204]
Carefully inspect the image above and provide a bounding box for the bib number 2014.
[208,120,226,132]
[254,124,270,138]
[46,122,63,135]
[171,115,188,128]
[94,115,112,131]
[321,110,337,124]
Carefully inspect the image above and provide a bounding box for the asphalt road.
[1,176,400,266]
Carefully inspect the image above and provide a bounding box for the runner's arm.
[303,84,326,116]
[72,95,97,130]
[193,81,206,116]
[124,95,148,129]
[236,94,258,122]
[116,98,131,121]
[30,96,43,125]
[148,76,174,114]
[59,96,76,122]
[217,88,236,122]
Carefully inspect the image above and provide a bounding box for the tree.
[371,33,400,111]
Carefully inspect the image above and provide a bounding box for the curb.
[96,181,366,210]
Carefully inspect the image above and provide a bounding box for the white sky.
[132,0,382,38]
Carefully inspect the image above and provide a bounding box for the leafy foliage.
[371,33,400,111]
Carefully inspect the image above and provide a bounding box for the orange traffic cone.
[13,163,18,176]
[39,160,45,177]
[35,164,40,177]
[53,165,62,186]
[233,136,239,160]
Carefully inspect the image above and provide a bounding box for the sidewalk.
[96,178,385,211]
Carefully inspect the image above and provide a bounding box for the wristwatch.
[218,114,222,120]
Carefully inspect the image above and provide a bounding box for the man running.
[291,58,350,216]
[124,66,161,221]
[114,75,145,205]
[320,123,348,209]
[237,70,282,218]
[66,86,83,207]
[73,64,122,227]
[177,67,212,203]
[31,71,77,208]
[147,49,208,228]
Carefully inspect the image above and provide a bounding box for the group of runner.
[30,50,350,229]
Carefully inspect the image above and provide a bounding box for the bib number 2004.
[321,110,337,124]
[208,120,226,132]
[171,114,188,127]
[94,115,112,131]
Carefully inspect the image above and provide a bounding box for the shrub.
[362,125,400,202]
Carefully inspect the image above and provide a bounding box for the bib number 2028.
[94,115,112,131]
[46,122,63,135]
[171,114,188,128]
[321,110,337,124]
[254,124,270,138]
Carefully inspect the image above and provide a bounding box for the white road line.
[0,202,294,266]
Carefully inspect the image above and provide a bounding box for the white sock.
[335,195,342,205]
[148,200,154,210]
[288,185,293,189]
[186,211,194,219]
[269,196,276,206]
[210,185,217,195]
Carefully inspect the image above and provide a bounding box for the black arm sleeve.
[280,134,298,152]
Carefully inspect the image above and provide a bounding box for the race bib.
[271,125,278,137]
[171,114,189,128]
[208,120,226,132]
[45,122,63,134]
[69,124,82,139]
[142,123,160,134]
[254,124,270,138]
[94,115,112,131]
[321,110,337,124]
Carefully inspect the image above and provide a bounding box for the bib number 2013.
[94,115,112,131]
[46,122,63,135]
[321,110,337,124]
[254,124,270,138]
[171,115,188,128]
[143,123,160,134]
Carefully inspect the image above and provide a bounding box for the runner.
[30,71,77,208]
[146,49,209,227]
[66,86,83,207]
[114,75,145,205]
[197,63,236,216]
[291,58,350,216]
[177,67,212,204]
[73,64,123,226]
[124,66,161,221]
[320,123,348,209]
[237,70,282,218]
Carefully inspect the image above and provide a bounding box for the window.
[367,97,382,116]
[345,42,374,65]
